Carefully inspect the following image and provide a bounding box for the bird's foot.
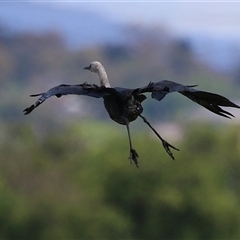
[162,139,179,160]
[128,149,139,168]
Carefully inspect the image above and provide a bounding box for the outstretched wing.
[23,83,112,115]
[138,80,240,118]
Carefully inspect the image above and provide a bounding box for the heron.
[24,61,240,168]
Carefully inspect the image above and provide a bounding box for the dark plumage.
[24,61,240,167]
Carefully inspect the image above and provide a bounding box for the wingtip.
[234,103,240,109]
[30,93,43,97]
[23,109,30,115]
[23,105,35,115]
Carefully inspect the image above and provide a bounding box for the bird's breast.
[103,95,143,125]
[123,100,143,122]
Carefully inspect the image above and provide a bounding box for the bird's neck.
[98,67,111,88]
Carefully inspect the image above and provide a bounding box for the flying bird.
[24,61,240,167]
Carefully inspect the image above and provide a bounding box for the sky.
[53,1,240,39]
[1,1,240,71]
[3,1,240,40]
[51,1,240,71]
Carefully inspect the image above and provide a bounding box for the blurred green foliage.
[0,121,240,239]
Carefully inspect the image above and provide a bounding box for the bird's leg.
[139,115,179,160]
[123,118,139,168]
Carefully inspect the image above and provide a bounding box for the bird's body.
[103,91,145,125]
[24,61,240,167]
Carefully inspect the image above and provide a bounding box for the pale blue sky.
[53,1,240,39]
[1,1,239,71]
[8,1,240,40]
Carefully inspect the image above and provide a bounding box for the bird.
[23,61,240,168]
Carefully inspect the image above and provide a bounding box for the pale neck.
[97,66,111,88]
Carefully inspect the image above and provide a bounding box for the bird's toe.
[129,149,139,168]
[162,140,179,160]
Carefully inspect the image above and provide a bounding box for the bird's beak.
[84,65,91,70]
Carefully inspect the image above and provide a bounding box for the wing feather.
[23,83,110,115]
[138,80,240,118]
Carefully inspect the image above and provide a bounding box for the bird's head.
[84,61,103,73]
